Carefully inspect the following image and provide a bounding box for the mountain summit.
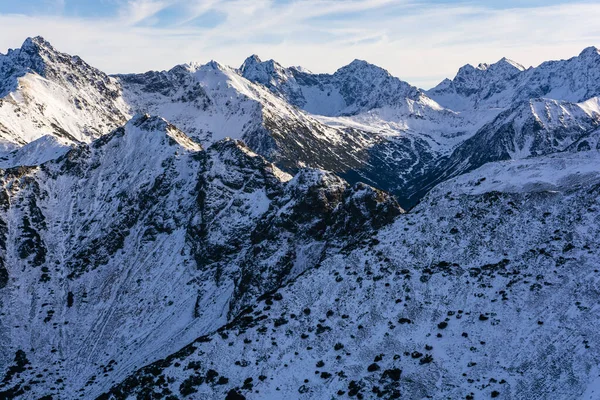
[0,36,129,151]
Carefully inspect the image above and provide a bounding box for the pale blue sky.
[0,0,599,88]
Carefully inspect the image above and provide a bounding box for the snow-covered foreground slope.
[0,114,401,399]
[93,149,600,400]
[0,37,130,153]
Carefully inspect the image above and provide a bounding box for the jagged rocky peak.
[453,56,525,85]
[516,46,600,104]
[578,45,600,58]
[19,35,56,56]
[204,137,286,181]
[201,59,226,72]
[3,36,55,75]
[0,36,54,94]
[239,54,294,89]
[128,113,176,135]
[279,168,403,236]
[1,35,111,87]
[468,57,525,74]
[430,46,600,111]
[427,55,528,111]
[329,58,424,115]
[104,113,202,153]
[333,58,412,92]
[496,57,526,71]
[239,54,427,116]
[336,58,390,76]
[240,54,263,71]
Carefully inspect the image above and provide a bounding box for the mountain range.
[0,36,600,399]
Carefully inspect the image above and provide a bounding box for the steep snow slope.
[0,115,208,398]
[99,149,600,400]
[0,135,71,168]
[0,37,130,152]
[0,114,401,399]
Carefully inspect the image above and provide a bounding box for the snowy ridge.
[240,55,424,117]
[239,54,476,151]
[427,57,526,111]
[0,135,71,168]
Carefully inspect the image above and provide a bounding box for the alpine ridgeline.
[0,37,600,400]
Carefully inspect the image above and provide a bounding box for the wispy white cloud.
[0,0,599,88]
[118,0,172,24]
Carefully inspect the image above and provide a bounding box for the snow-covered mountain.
[115,61,377,176]
[427,58,526,111]
[428,46,600,112]
[238,55,494,207]
[238,50,600,207]
[2,36,600,400]
[0,37,130,154]
[239,54,477,152]
[116,56,472,208]
[407,97,600,203]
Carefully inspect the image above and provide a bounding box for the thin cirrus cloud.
[0,0,599,88]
